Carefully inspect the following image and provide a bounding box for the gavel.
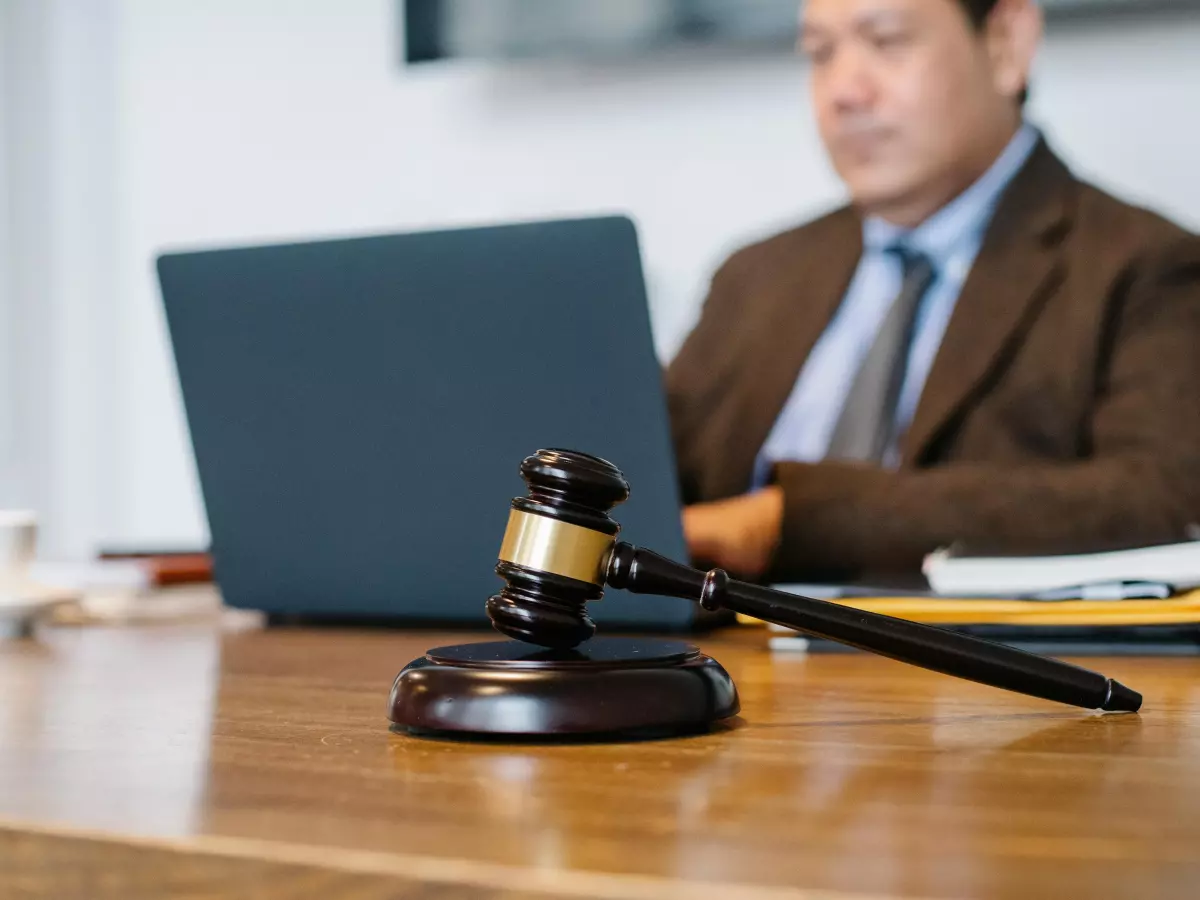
[484,448,1141,713]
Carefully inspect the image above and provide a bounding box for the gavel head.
[487,449,630,648]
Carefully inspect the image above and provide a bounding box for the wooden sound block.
[388,637,739,741]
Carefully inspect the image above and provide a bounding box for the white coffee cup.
[0,510,37,588]
[0,510,42,636]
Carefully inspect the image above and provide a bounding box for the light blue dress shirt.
[753,123,1040,486]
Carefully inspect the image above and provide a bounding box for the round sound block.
[388,637,739,740]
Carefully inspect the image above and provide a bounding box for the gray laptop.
[157,215,706,630]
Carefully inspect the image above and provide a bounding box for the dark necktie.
[825,248,937,463]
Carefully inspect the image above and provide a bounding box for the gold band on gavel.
[497,509,616,586]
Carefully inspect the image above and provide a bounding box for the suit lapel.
[718,210,862,496]
[900,142,1076,465]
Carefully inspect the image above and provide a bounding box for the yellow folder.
[738,590,1200,628]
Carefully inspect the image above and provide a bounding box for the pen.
[1028,581,1174,602]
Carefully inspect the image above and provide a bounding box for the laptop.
[157,215,709,631]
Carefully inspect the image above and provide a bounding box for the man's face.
[800,0,1017,219]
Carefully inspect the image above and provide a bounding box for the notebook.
[922,536,1200,598]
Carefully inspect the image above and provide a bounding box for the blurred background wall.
[3,0,1199,558]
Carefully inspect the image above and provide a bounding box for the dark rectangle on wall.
[403,0,442,63]
[399,0,1200,65]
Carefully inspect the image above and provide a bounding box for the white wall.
[6,0,1200,557]
[0,3,10,495]
[1,0,121,552]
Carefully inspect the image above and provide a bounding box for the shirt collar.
[863,122,1041,265]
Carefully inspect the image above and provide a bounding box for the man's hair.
[958,0,1001,28]
[957,0,1030,105]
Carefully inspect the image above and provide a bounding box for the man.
[668,0,1200,582]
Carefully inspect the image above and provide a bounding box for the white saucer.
[0,580,80,634]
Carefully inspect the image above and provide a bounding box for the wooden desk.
[3,614,1199,899]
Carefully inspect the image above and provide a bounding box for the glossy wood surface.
[3,612,1200,899]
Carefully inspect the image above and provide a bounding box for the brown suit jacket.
[666,141,1200,580]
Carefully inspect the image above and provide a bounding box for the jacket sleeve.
[664,254,747,506]
[767,235,1200,581]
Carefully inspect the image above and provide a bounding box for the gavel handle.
[605,542,1141,712]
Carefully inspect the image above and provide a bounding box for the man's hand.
[681,485,784,580]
